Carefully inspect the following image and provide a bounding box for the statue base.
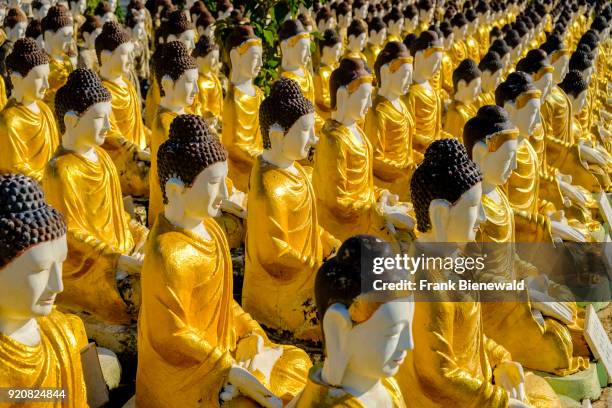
[533,363,603,402]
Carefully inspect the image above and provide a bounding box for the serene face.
[348,32,366,52]
[181,161,229,218]
[74,0,86,14]
[477,139,518,186]
[370,28,387,45]
[179,29,196,52]
[461,77,482,101]
[108,41,134,75]
[345,298,415,378]
[18,63,50,101]
[237,44,262,79]
[345,82,372,121]
[318,18,335,32]
[445,183,486,242]
[389,62,413,95]
[197,49,219,73]
[46,25,74,54]
[0,237,67,320]
[570,90,587,113]
[71,101,112,146]
[322,43,343,65]
[287,37,310,66]
[282,113,317,161]
[514,97,541,135]
[482,69,502,91]
[534,72,553,101]
[338,13,351,28]
[170,68,199,106]
[422,47,444,77]
[7,21,27,41]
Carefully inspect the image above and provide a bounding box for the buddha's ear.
[9,71,22,89]
[165,177,185,205]
[268,123,285,151]
[229,47,239,70]
[160,74,174,96]
[321,303,352,387]
[471,140,488,170]
[335,86,348,115]
[280,39,289,55]
[429,198,451,242]
[63,110,79,132]
[99,49,112,66]
[380,64,391,87]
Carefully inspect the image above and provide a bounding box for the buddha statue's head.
[417,0,434,26]
[410,138,485,244]
[465,9,479,34]
[464,105,518,187]
[279,19,310,68]
[513,20,528,46]
[55,68,112,150]
[578,30,599,58]
[315,234,414,387]
[496,71,541,136]
[403,33,417,53]
[195,7,214,38]
[94,1,115,23]
[383,7,403,36]
[439,21,454,49]
[4,7,26,43]
[375,41,413,98]
[591,15,610,42]
[7,38,49,104]
[452,58,481,104]
[96,21,133,79]
[0,174,67,326]
[330,57,372,124]
[155,41,198,108]
[558,70,588,115]
[298,12,314,33]
[158,114,228,219]
[26,20,44,51]
[367,17,386,46]
[193,35,219,75]
[489,25,502,43]
[450,12,468,40]
[316,7,335,33]
[68,0,86,16]
[188,1,206,25]
[126,1,146,41]
[162,9,196,51]
[216,0,232,19]
[225,25,262,83]
[335,2,352,29]
[516,49,554,101]
[489,38,511,71]
[346,19,367,53]
[127,0,146,22]
[476,1,490,24]
[504,30,522,63]
[478,51,503,93]
[32,0,51,20]
[410,30,443,80]
[568,50,594,85]
[318,28,343,67]
[79,15,102,51]
[540,34,570,83]
[41,5,73,57]
[352,0,368,21]
[260,77,317,162]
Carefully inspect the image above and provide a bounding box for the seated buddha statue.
[489,38,512,74]
[315,6,335,34]
[41,5,74,113]
[289,235,413,407]
[0,174,88,405]
[395,138,561,408]
[0,39,59,181]
[352,0,368,21]
[344,19,368,65]
[43,68,148,324]
[415,0,435,35]
[475,1,492,57]
[279,19,315,104]
[221,25,264,193]
[403,30,450,155]
[464,106,590,376]
[148,41,198,226]
[449,13,469,68]
[364,16,386,69]
[443,58,481,141]
[96,21,151,198]
[243,77,339,343]
[477,51,504,107]
[312,58,414,245]
[383,7,403,44]
[137,114,311,408]
[568,49,605,141]
[76,15,102,70]
[334,2,351,43]
[436,21,454,100]
[192,35,223,126]
[314,29,342,124]
[402,4,418,37]
[364,41,415,201]
[464,10,481,61]
[0,7,27,109]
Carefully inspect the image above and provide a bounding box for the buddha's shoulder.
[321,120,349,141]
[149,224,199,261]
[38,309,88,349]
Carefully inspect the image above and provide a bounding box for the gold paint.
[237,38,262,55]
[443,100,477,141]
[486,128,519,152]
[532,65,553,81]
[193,71,223,121]
[515,89,541,109]
[285,32,309,47]
[389,57,413,73]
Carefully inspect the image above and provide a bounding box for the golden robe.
[364,95,415,200]
[443,100,477,141]
[476,24,491,58]
[280,68,315,103]
[103,77,150,150]
[0,99,60,181]
[403,81,447,154]
[478,188,590,376]
[440,53,454,100]
[293,365,406,407]
[194,71,223,122]
[505,139,544,217]
[0,75,7,110]
[244,158,338,342]
[137,215,311,408]
[44,146,147,324]
[450,40,468,68]
[0,310,89,408]
[44,56,73,114]
[465,35,480,61]
[314,63,336,122]
[312,119,392,243]
[476,90,496,108]
[364,43,383,70]
[143,77,160,128]
[221,84,263,192]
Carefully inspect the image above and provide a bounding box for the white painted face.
[389,19,404,35]
[286,36,310,66]
[15,63,50,101]
[369,28,387,45]
[237,44,262,79]
[344,298,415,378]
[7,21,27,41]
[70,101,112,147]
[179,29,196,52]
[75,0,86,14]
[570,90,587,113]
[348,32,366,52]
[344,82,372,121]
[0,236,67,319]
[337,13,351,28]
[322,42,343,65]
[534,72,553,101]
[34,1,51,19]
[171,68,199,106]
[197,48,219,73]
[45,25,74,54]
[318,18,335,32]
[107,0,116,10]
[107,41,134,76]
[475,138,518,186]
[387,62,413,96]
[463,77,482,101]
[170,161,229,218]
[420,47,444,77]
[515,97,541,135]
[438,183,486,242]
[281,113,317,161]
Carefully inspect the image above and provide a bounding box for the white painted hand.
[238,334,283,385]
[494,361,526,403]
[117,253,143,275]
[225,365,282,408]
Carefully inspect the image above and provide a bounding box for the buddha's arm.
[513,210,553,243]
[0,116,36,178]
[364,107,407,176]
[313,73,329,113]
[443,108,462,139]
[231,300,268,342]
[483,335,513,370]
[222,96,258,166]
[318,226,340,260]
[412,301,509,407]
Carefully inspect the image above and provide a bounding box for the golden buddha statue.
[279,19,315,103]
[364,17,387,69]
[0,174,88,407]
[312,58,414,245]
[0,7,27,110]
[243,78,339,343]
[464,106,590,376]
[76,15,102,71]
[192,35,223,125]
[415,0,435,35]
[477,51,504,107]
[126,2,152,88]
[43,68,148,325]
[138,114,311,408]
[0,38,59,181]
[41,5,74,113]
[437,22,455,100]
[290,235,412,407]
[464,10,481,61]
[314,29,342,123]
[221,25,264,193]
[148,41,198,225]
[364,41,415,201]
[449,13,469,68]
[344,19,369,65]
[396,138,562,408]
[475,2,492,58]
[443,59,481,141]
[335,2,351,44]
[384,7,404,43]
[402,30,450,155]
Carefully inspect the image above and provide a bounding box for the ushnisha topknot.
[193,34,217,58]
[259,77,315,149]
[0,173,67,269]
[374,41,411,85]
[568,50,593,72]
[329,57,371,109]
[515,48,550,75]
[318,28,341,49]
[79,15,102,38]
[452,58,481,92]
[495,71,536,107]
[157,114,227,204]
[95,21,131,62]
[94,1,112,17]
[154,41,197,94]
[6,37,49,77]
[478,50,503,73]
[558,69,588,98]
[55,68,112,133]
[26,20,43,40]
[41,5,72,33]
[163,9,192,37]
[4,7,26,29]
[278,18,307,42]
[463,105,515,159]
[410,30,440,57]
[410,138,483,233]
